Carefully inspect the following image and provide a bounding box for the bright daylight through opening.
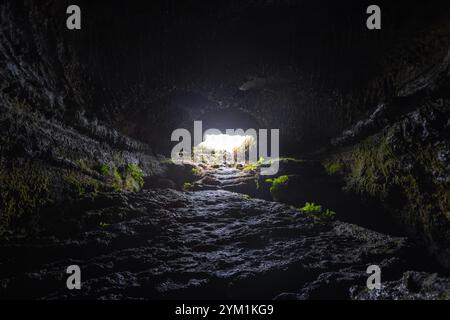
[194,133,255,164]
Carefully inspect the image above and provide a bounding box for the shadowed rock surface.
[351,271,450,300]
[0,188,445,300]
[1,0,450,301]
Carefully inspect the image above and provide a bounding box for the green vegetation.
[265,175,289,200]
[99,163,144,192]
[191,167,202,176]
[127,163,144,189]
[99,163,123,191]
[299,202,336,220]
[183,182,193,191]
[99,222,110,228]
[243,162,259,172]
[348,136,397,197]
[76,159,94,173]
[111,167,122,191]
[0,162,50,234]
[100,164,110,176]
[242,157,268,172]
[256,157,265,165]
[325,162,342,175]
[345,127,449,245]
[301,202,322,213]
[278,157,303,163]
[64,172,100,197]
[318,209,337,220]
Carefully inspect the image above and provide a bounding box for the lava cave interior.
[0,0,450,301]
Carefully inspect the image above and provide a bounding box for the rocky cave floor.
[1,164,450,300]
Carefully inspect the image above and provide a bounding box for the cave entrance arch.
[193,108,262,165]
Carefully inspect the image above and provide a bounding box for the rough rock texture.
[0,1,84,118]
[332,50,450,148]
[323,42,450,268]
[3,1,449,152]
[351,271,450,300]
[194,166,258,196]
[0,188,439,300]
[326,98,450,268]
[0,102,166,235]
[0,0,449,300]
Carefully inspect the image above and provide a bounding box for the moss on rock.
[339,104,450,266]
[0,161,50,235]
[126,163,144,190]
[64,171,100,198]
[99,163,144,192]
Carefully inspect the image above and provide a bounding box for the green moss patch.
[324,161,342,175]
[340,118,450,264]
[0,161,50,235]
[64,171,100,197]
[99,163,144,192]
[126,163,144,191]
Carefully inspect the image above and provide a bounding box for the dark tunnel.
[0,0,450,302]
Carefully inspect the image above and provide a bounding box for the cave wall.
[0,0,166,235]
[3,0,448,153]
[0,0,449,264]
[77,0,449,153]
[324,48,450,267]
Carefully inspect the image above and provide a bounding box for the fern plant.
[301,202,322,213]
[299,202,337,220]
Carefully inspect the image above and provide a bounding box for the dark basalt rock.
[332,50,450,148]
[1,188,448,300]
[326,99,450,268]
[351,271,450,300]
[194,166,258,196]
[0,103,168,235]
[0,0,449,301]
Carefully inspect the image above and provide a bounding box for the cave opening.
[194,133,255,165]
[183,107,266,165]
[1,0,449,302]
